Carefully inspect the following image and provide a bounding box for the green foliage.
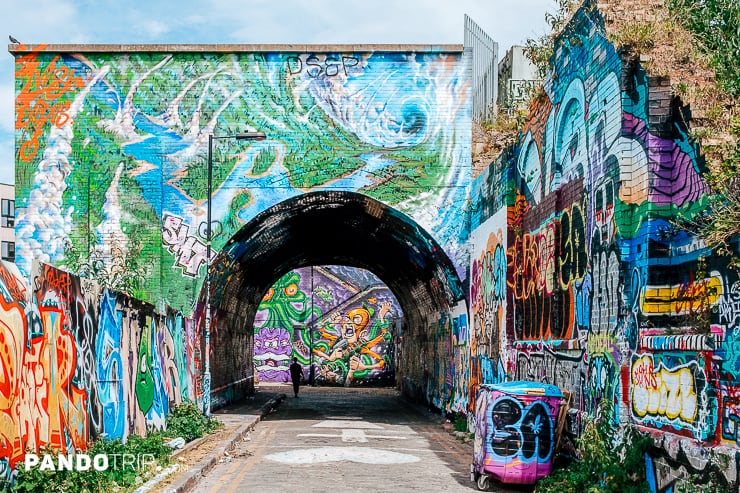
[675,472,728,493]
[668,0,740,255]
[524,0,581,78]
[165,400,223,442]
[673,448,733,493]
[482,105,528,136]
[63,231,149,296]
[4,432,172,493]
[118,433,173,464]
[453,415,468,432]
[535,401,653,493]
[7,446,111,493]
[2,403,223,492]
[611,21,656,55]
[673,120,740,251]
[668,0,740,97]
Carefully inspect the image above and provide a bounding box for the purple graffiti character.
[254,327,292,382]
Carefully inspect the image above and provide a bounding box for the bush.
[453,415,468,432]
[8,445,112,493]
[2,402,220,492]
[669,0,740,97]
[535,401,654,493]
[165,400,223,442]
[4,431,174,492]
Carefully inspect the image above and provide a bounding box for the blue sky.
[0,0,557,186]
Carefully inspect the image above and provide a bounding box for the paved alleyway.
[196,384,499,492]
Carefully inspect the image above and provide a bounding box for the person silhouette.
[289,357,303,398]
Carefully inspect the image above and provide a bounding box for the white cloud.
[0,136,13,185]
[200,0,557,47]
[0,83,12,133]
[142,20,171,38]
[2,0,80,45]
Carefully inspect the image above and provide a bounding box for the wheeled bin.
[471,381,564,490]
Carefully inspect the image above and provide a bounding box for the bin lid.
[479,380,564,398]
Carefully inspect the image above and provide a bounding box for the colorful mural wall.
[11,42,477,445]
[13,47,472,317]
[253,266,399,386]
[13,3,740,489]
[468,208,509,406]
[467,2,739,490]
[0,259,196,480]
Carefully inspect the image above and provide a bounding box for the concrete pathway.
[195,384,528,492]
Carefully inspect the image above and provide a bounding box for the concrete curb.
[159,394,287,493]
[133,464,181,493]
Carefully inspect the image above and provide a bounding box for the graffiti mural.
[253,270,316,382]
[311,300,394,385]
[15,50,85,162]
[468,208,508,411]
[0,260,194,479]
[630,353,713,439]
[13,49,471,318]
[473,382,562,484]
[466,1,739,488]
[253,266,400,386]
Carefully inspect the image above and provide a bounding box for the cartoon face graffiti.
[311,301,394,385]
[254,327,292,381]
[341,307,370,344]
[253,271,316,381]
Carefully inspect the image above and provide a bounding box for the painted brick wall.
[13,49,472,318]
[468,2,736,490]
[0,259,196,476]
[10,47,476,468]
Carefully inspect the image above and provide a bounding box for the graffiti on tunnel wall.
[392,300,469,414]
[11,2,740,489]
[253,266,400,386]
[0,260,195,478]
[468,209,508,412]
[468,2,740,489]
[13,48,471,317]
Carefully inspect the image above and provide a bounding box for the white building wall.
[498,46,540,111]
[0,183,15,261]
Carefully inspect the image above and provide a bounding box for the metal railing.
[464,15,498,122]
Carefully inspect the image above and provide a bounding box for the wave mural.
[14,49,472,315]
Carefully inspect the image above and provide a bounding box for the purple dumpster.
[471,381,564,490]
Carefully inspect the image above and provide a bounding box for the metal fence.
[464,15,498,122]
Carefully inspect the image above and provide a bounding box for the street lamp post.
[204,131,265,416]
[309,265,315,385]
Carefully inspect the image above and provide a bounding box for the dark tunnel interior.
[202,190,467,396]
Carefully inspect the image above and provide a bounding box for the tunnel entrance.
[204,191,465,407]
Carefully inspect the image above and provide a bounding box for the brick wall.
[469,2,737,489]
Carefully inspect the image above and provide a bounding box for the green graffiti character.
[136,319,155,413]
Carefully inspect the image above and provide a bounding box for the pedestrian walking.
[289,357,303,398]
